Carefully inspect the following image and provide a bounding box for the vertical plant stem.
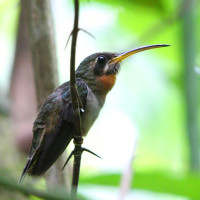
[71,146,82,198]
[28,0,58,104]
[70,0,79,84]
[10,0,37,154]
[118,137,137,200]
[27,0,69,187]
[182,0,200,170]
[70,0,82,139]
[69,0,83,199]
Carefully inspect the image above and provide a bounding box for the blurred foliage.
[0,169,70,200]
[81,172,200,200]
[89,0,200,172]
[0,0,200,199]
[92,0,166,12]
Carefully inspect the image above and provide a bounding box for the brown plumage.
[20,44,169,181]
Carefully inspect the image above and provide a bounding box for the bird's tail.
[20,122,73,180]
[19,158,32,183]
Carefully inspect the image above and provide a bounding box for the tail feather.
[19,122,73,182]
[19,158,32,182]
[27,123,73,178]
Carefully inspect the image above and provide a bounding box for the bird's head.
[76,44,169,94]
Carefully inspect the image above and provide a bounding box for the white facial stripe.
[103,63,109,74]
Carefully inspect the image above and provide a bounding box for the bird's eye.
[97,56,106,65]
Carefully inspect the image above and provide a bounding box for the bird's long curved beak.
[109,44,170,64]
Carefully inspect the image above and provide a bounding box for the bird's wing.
[20,79,88,180]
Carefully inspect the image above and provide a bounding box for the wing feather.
[20,79,88,179]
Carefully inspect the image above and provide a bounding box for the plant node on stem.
[68,0,101,199]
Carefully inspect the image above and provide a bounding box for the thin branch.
[70,0,79,86]
[118,138,137,200]
[79,28,95,39]
[71,146,83,199]
[82,147,102,159]
[182,0,200,170]
[0,174,69,200]
[68,1,100,198]
[64,30,73,50]
[62,150,75,170]
[64,28,95,50]
[62,147,101,171]
[69,0,83,199]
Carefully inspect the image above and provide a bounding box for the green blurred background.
[0,0,200,199]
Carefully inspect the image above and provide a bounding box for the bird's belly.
[81,92,103,136]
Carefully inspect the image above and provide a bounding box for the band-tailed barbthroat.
[21,44,169,180]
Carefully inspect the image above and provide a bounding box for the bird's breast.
[81,88,104,136]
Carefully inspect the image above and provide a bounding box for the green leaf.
[80,171,200,200]
[91,0,165,12]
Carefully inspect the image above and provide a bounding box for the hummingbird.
[20,44,169,181]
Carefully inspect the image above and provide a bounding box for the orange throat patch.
[96,74,116,92]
